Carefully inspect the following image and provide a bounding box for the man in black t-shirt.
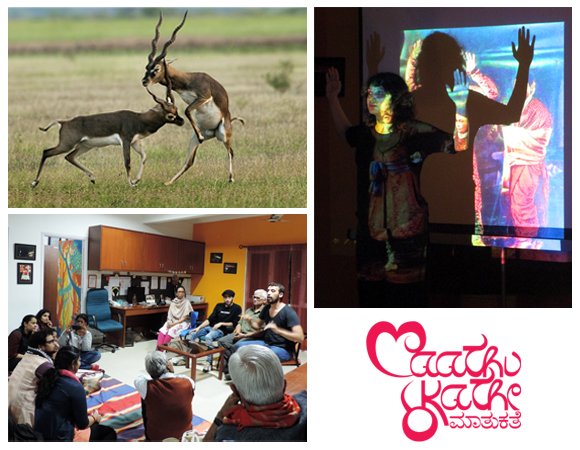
[236,282,304,362]
[187,289,242,372]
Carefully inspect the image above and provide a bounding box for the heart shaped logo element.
[367,321,427,377]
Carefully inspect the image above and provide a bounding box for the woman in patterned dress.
[325,68,469,306]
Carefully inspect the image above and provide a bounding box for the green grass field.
[8,10,307,43]
[8,12,307,208]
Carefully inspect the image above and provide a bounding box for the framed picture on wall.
[88,274,97,289]
[224,263,237,274]
[210,253,223,263]
[14,243,36,261]
[17,263,33,284]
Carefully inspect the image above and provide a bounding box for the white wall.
[7,214,194,331]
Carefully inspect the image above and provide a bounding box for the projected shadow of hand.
[408,28,535,227]
[412,27,535,151]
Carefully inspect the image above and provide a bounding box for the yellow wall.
[190,215,307,314]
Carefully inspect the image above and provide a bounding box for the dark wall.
[314,8,360,307]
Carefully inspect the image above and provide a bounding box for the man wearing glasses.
[9,328,60,427]
[217,288,267,380]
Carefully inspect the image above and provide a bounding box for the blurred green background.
[8,7,306,41]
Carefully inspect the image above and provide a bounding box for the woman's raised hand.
[446,69,469,116]
[326,67,342,99]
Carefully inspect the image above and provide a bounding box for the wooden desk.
[109,302,208,348]
[284,363,307,396]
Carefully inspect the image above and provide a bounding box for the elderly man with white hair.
[217,288,268,379]
[134,350,195,441]
[203,345,307,442]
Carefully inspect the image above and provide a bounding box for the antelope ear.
[166,57,178,65]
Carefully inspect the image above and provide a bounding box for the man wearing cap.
[187,289,242,372]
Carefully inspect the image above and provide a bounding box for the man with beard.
[236,282,304,362]
[187,289,242,372]
[8,327,60,427]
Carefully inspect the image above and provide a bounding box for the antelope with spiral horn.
[142,11,245,185]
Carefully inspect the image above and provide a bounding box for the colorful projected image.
[400,22,564,247]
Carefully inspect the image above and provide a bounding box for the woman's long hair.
[35,346,80,407]
[363,72,415,131]
[20,314,36,334]
[36,309,52,328]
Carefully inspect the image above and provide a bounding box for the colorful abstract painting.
[57,239,83,335]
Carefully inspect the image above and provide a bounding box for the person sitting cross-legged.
[34,346,116,442]
[57,314,101,370]
[9,328,59,427]
[134,350,195,442]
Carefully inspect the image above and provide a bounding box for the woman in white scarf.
[156,285,193,349]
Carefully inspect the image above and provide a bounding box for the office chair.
[179,311,199,340]
[86,288,124,353]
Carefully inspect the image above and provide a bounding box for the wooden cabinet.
[88,226,144,271]
[88,225,205,274]
[143,234,177,272]
[177,239,205,274]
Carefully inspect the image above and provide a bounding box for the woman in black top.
[8,314,37,372]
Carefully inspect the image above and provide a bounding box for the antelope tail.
[39,122,62,132]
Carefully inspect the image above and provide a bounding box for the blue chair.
[86,288,124,353]
[179,311,199,340]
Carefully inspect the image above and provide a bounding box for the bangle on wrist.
[214,417,223,427]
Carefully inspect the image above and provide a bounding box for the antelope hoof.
[30,181,38,189]
[164,180,174,186]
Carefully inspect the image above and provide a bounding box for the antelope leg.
[64,142,97,184]
[130,140,147,185]
[164,132,201,185]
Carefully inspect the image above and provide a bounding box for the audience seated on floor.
[8,314,38,372]
[35,309,54,331]
[203,344,307,442]
[8,328,59,427]
[34,345,116,442]
[57,313,101,370]
[134,350,196,441]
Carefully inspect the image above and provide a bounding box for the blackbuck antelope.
[30,67,184,189]
[142,11,245,185]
